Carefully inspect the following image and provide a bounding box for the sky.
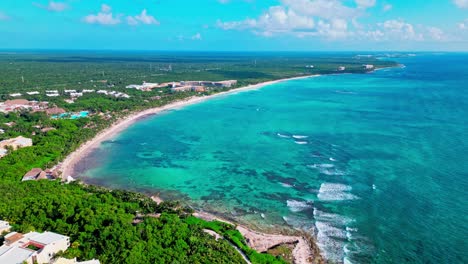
[0,0,467,51]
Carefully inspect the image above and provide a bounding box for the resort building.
[46,107,66,116]
[0,231,70,264]
[22,168,53,181]
[0,136,33,158]
[126,82,159,91]
[0,220,11,234]
[0,99,32,113]
[26,91,40,95]
[46,93,60,97]
[9,93,22,97]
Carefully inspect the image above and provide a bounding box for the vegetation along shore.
[0,52,397,263]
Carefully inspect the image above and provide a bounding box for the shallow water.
[77,54,468,263]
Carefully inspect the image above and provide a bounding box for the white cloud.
[427,27,445,41]
[217,0,378,37]
[83,4,121,25]
[355,0,376,8]
[34,1,68,12]
[453,0,468,8]
[192,33,202,40]
[126,9,159,26]
[458,19,468,30]
[217,1,452,43]
[127,16,138,26]
[0,11,10,21]
[380,19,423,41]
[383,4,392,12]
[281,0,361,20]
[218,5,316,37]
[101,4,112,13]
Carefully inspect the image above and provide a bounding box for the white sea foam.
[313,208,355,263]
[280,182,293,188]
[294,141,308,145]
[286,199,312,212]
[329,157,337,162]
[315,221,347,261]
[277,133,290,138]
[318,183,359,201]
[308,164,345,176]
[292,135,308,139]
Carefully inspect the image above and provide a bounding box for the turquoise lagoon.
[76,54,467,263]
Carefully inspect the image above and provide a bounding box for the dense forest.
[0,52,396,263]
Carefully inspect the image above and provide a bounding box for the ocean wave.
[280,182,293,188]
[277,133,290,138]
[292,135,308,139]
[308,164,345,176]
[317,183,359,201]
[313,208,355,263]
[286,199,313,212]
[295,141,308,145]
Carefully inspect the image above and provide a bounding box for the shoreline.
[60,74,319,179]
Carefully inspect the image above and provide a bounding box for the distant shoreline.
[60,74,320,179]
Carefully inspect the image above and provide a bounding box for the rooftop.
[30,231,69,245]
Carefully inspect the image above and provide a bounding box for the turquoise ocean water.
[76,54,467,263]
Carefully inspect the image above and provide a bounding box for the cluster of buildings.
[0,220,99,264]
[0,99,49,113]
[126,80,238,93]
[0,136,33,159]
[96,90,130,98]
[8,89,130,100]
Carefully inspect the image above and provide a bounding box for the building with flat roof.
[0,220,11,234]
[0,231,70,264]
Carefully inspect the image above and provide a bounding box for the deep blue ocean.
[77,54,468,263]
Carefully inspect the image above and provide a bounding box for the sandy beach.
[60,74,319,179]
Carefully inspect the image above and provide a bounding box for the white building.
[54,257,100,264]
[26,91,40,95]
[46,90,59,93]
[64,90,76,94]
[82,90,95,93]
[70,92,83,98]
[0,220,11,234]
[9,93,22,97]
[0,231,70,264]
[126,82,159,91]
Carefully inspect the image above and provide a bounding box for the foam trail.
[277,133,290,138]
[286,199,312,212]
[318,183,359,201]
[293,135,309,139]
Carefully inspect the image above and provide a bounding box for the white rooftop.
[0,220,10,228]
[30,231,69,245]
[0,246,35,264]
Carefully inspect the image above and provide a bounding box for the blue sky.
[0,0,467,51]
